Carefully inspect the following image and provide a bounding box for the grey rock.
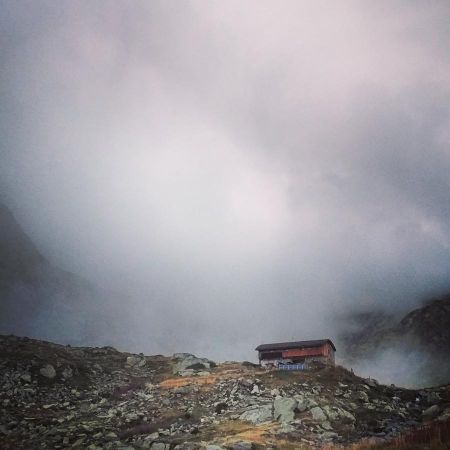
[39,364,56,379]
[320,431,338,441]
[126,355,146,367]
[422,404,439,417]
[62,367,73,379]
[321,421,334,430]
[365,378,379,388]
[179,369,195,377]
[438,409,450,422]
[173,354,211,374]
[71,437,86,448]
[174,444,201,450]
[278,423,295,433]
[294,394,317,411]
[240,404,273,424]
[426,391,441,403]
[310,406,327,422]
[323,405,338,420]
[105,431,118,440]
[356,390,369,402]
[20,373,31,383]
[151,443,169,450]
[274,397,297,423]
[228,442,252,450]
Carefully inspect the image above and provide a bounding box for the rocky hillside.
[0,204,128,346]
[1,335,449,449]
[339,296,450,387]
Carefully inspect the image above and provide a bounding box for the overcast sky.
[1,1,450,360]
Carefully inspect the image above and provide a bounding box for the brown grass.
[214,420,279,445]
[325,419,450,450]
[159,373,219,388]
[159,366,249,389]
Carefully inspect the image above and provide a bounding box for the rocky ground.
[1,335,449,450]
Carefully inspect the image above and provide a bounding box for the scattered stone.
[228,442,252,450]
[172,353,212,374]
[105,431,118,440]
[215,402,228,414]
[151,443,169,450]
[62,366,73,379]
[126,355,146,367]
[20,373,31,383]
[422,404,440,418]
[240,404,273,424]
[310,406,327,422]
[274,397,297,423]
[39,364,56,379]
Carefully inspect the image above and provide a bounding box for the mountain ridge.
[339,296,450,387]
[0,203,128,347]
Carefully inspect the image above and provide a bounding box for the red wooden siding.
[282,344,327,358]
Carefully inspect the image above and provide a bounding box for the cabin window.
[260,351,282,359]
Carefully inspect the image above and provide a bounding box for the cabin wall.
[259,343,336,368]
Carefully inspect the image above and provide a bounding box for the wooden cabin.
[255,339,336,368]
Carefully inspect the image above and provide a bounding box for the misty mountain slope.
[340,297,450,387]
[397,297,450,353]
[0,203,45,284]
[0,204,127,346]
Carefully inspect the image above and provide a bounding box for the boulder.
[438,409,450,422]
[323,405,339,421]
[339,408,356,424]
[151,443,169,450]
[173,354,212,374]
[228,442,252,450]
[356,391,369,402]
[310,406,327,422]
[294,394,317,411]
[126,355,146,367]
[365,378,379,388]
[240,404,273,424]
[174,444,201,450]
[422,404,439,418]
[274,397,297,423]
[62,367,73,379]
[319,431,338,441]
[39,364,56,379]
[20,373,31,383]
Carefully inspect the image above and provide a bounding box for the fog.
[1,1,450,366]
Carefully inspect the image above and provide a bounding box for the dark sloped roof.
[255,339,336,352]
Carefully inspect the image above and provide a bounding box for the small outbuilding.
[255,339,336,369]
